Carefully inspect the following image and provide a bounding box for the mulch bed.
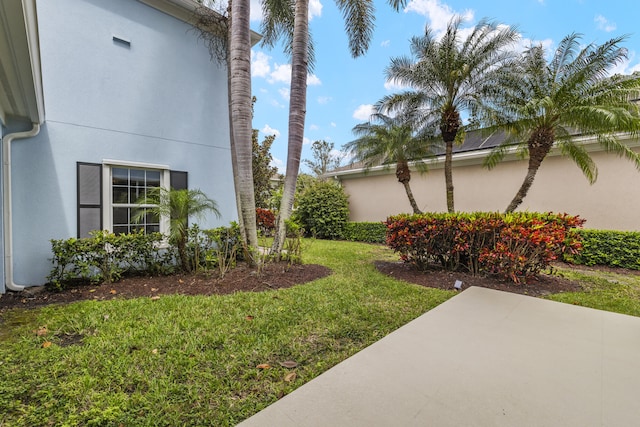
[375,261,583,297]
[2,258,623,311]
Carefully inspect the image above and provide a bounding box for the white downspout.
[3,123,40,291]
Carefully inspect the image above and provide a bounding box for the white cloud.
[595,14,616,32]
[270,99,284,108]
[269,63,292,84]
[267,63,322,86]
[309,124,319,130]
[307,74,322,86]
[318,96,332,104]
[250,0,263,22]
[608,51,640,76]
[303,137,312,145]
[309,0,323,20]
[271,157,285,174]
[261,125,281,138]
[353,104,374,121]
[404,0,474,34]
[331,122,337,127]
[381,40,391,48]
[279,87,290,100]
[251,50,271,77]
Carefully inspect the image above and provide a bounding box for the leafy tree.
[483,33,640,212]
[303,140,342,179]
[134,188,219,272]
[252,130,278,208]
[295,181,349,239]
[380,16,519,212]
[262,0,410,257]
[345,113,436,214]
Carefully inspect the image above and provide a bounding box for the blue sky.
[247,0,640,173]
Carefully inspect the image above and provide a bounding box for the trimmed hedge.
[385,212,584,283]
[567,229,640,270]
[341,222,386,243]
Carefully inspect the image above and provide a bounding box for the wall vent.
[112,36,131,47]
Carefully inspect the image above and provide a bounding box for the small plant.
[204,222,242,278]
[134,188,220,272]
[256,208,276,236]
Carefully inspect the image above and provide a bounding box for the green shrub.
[294,181,349,239]
[566,229,640,270]
[47,230,171,290]
[342,222,386,243]
[385,212,584,283]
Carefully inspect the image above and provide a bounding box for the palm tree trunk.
[271,0,309,256]
[505,151,546,213]
[229,0,258,252]
[395,160,422,214]
[402,181,422,214]
[444,140,454,212]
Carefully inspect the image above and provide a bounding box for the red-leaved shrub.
[385,212,584,283]
[256,208,276,235]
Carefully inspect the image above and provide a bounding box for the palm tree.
[380,16,520,212]
[134,188,220,272]
[344,113,437,214]
[482,34,640,213]
[262,0,408,256]
[228,0,259,251]
[193,3,258,256]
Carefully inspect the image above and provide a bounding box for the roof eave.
[0,0,44,125]
[326,133,640,180]
[139,0,262,46]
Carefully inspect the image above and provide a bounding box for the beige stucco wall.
[336,145,640,231]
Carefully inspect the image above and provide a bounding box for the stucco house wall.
[332,139,640,231]
[5,0,235,287]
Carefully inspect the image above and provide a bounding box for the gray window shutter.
[77,162,102,237]
[170,170,188,190]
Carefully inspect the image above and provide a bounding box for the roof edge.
[326,133,640,180]
[139,0,261,46]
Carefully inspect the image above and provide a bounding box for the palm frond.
[559,140,598,183]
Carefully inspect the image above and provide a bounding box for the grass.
[1,240,639,426]
[548,265,640,317]
[0,240,453,426]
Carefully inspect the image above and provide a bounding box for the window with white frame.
[77,161,187,238]
[111,167,161,235]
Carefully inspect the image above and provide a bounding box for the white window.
[103,161,171,235]
[77,161,186,238]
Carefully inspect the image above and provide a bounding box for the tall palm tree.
[228,0,259,251]
[345,113,437,214]
[262,0,407,255]
[193,2,258,256]
[134,188,220,272]
[482,34,640,213]
[380,16,520,212]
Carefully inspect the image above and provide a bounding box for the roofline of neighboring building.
[325,132,640,180]
[140,0,262,46]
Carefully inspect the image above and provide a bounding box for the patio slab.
[237,286,640,426]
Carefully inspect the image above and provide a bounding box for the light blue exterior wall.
[10,0,235,286]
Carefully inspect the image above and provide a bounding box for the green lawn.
[0,240,638,426]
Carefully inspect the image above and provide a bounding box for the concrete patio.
[238,286,640,426]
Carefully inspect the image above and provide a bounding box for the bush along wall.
[385,212,585,284]
[566,229,640,270]
[48,224,243,290]
[341,222,387,243]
